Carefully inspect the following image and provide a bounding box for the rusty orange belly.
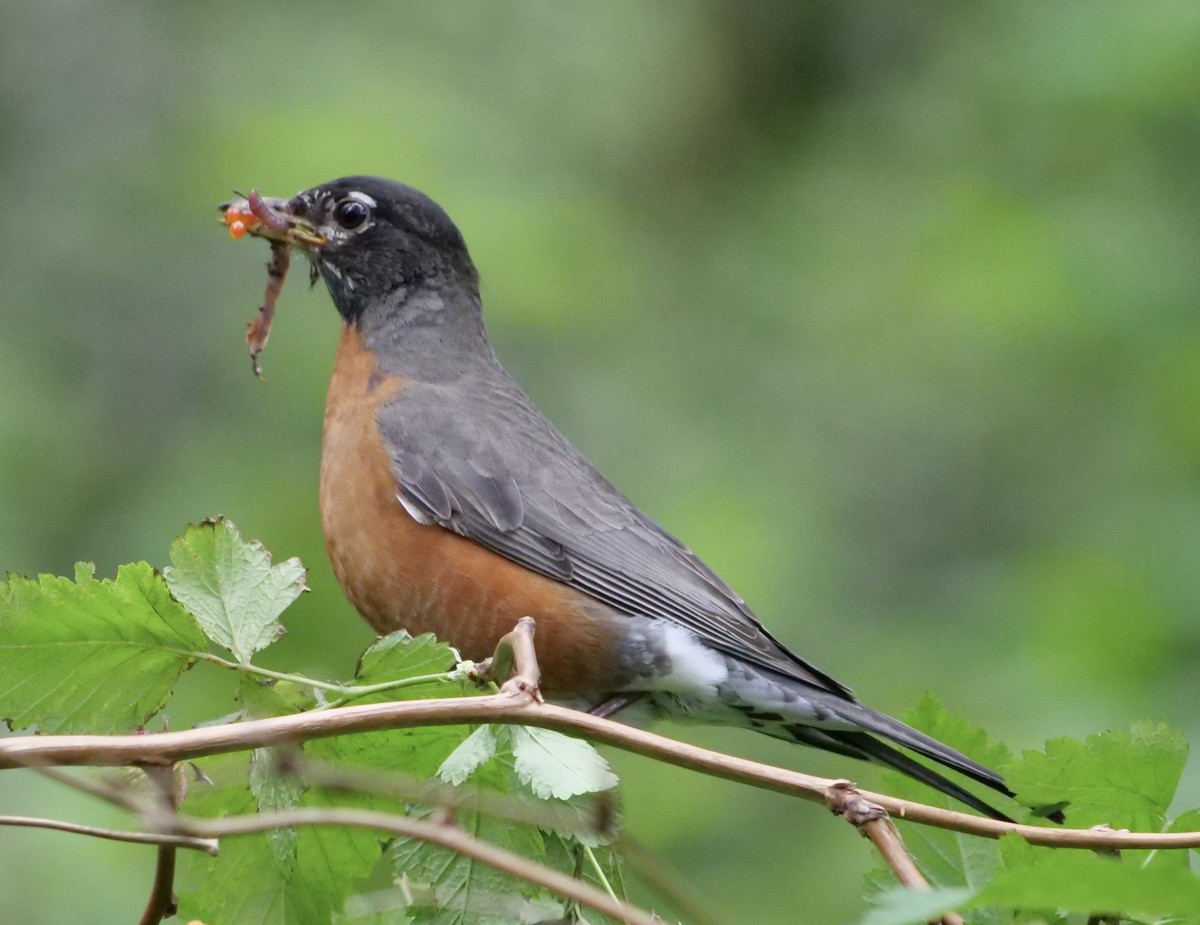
[319,323,621,697]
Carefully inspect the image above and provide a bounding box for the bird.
[235,175,1016,820]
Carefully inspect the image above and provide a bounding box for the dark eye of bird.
[333,198,370,231]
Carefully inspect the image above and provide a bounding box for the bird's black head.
[285,176,479,322]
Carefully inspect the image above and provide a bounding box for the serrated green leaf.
[309,720,471,782]
[239,673,318,718]
[438,726,501,786]
[904,693,1015,773]
[972,848,1200,920]
[854,886,975,925]
[1169,808,1200,859]
[1138,806,1200,874]
[301,633,475,779]
[181,758,383,925]
[872,695,1016,922]
[353,631,460,698]
[164,518,304,663]
[1005,722,1187,830]
[336,888,415,924]
[251,748,304,869]
[509,727,618,800]
[390,807,547,925]
[539,835,629,925]
[995,831,1041,872]
[184,818,381,925]
[0,561,205,733]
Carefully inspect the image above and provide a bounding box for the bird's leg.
[588,691,646,718]
[476,617,543,703]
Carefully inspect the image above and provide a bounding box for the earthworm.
[246,240,290,379]
[247,188,291,232]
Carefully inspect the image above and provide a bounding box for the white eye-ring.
[331,192,376,232]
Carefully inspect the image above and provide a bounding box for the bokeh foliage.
[1,3,1198,923]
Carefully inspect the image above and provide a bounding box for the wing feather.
[379,375,853,700]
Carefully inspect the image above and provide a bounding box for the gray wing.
[379,373,854,700]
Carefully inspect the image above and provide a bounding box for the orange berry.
[229,220,247,239]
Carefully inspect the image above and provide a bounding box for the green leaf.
[854,886,975,925]
[972,847,1200,920]
[1168,808,1200,858]
[1004,722,1187,830]
[182,757,383,925]
[509,727,619,800]
[239,673,318,718]
[902,693,1015,780]
[251,747,304,870]
[0,561,205,733]
[871,695,1016,920]
[305,633,474,779]
[437,725,619,800]
[336,890,413,924]
[164,517,304,663]
[540,835,629,924]
[390,807,548,925]
[438,726,501,786]
[353,631,460,698]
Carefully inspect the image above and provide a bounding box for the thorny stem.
[170,807,658,925]
[3,697,1197,850]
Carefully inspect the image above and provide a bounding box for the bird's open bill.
[219,188,324,377]
[219,189,326,248]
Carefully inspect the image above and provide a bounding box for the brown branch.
[169,806,659,925]
[296,758,613,839]
[2,693,1199,850]
[30,764,145,813]
[137,765,182,925]
[828,781,964,925]
[0,815,217,853]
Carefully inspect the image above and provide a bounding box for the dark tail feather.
[778,698,1016,822]
[832,700,1014,792]
[820,728,1014,822]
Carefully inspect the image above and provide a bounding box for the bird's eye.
[333,198,370,231]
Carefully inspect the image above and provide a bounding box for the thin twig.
[2,695,1199,850]
[29,764,145,813]
[296,758,612,839]
[137,765,182,925]
[0,815,217,853]
[828,782,963,925]
[194,651,453,698]
[170,806,658,925]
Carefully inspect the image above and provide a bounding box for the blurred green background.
[2,2,1199,922]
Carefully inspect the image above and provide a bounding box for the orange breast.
[319,323,622,697]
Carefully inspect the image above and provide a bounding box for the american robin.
[229,176,1015,820]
